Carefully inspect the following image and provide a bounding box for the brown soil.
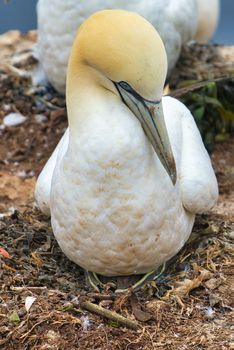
[0,32,233,350]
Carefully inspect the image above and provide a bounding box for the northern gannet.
[35,10,218,289]
[37,0,198,93]
[195,0,220,43]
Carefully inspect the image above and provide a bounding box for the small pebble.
[35,114,47,123]
[17,170,27,178]
[3,113,27,127]
[204,306,215,319]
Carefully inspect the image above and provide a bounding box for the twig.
[2,264,16,272]
[20,319,46,341]
[0,62,31,79]
[169,75,234,98]
[87,292,115,301]
[11,286,47,292]
[80,301,138,330]
[10,286,66,296]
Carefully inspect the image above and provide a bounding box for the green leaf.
[215,133,229,142]
[218,107,234,121]
[193,106,205,121]
[178,79,234,151]
[206,82,217,97]
[109,321,121,328]
[203,96,223,108]
[9,311,20,325]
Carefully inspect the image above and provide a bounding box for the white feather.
[37,0,198,93]
[195,0,220,42]
[35,96,218,276]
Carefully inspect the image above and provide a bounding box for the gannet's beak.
[115,81,177,185]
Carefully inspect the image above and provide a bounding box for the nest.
[0,31,233,349]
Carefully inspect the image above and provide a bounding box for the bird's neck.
[66,64,119,133]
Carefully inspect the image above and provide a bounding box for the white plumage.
[36,96,218,275]
[195,0,220,43]
[37,0,198,93]
[35,10,218,278]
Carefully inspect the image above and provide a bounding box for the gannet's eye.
[118,81,133,93]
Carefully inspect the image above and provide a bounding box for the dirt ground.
[0,32,233,350]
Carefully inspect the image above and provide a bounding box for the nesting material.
[0,31,233,350]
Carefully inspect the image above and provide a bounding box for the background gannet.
[195,0,220,43]
[35,10,218,287]
[37,0,198,93]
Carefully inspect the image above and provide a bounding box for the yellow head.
[67,10,176,184]
[68,10,167,101]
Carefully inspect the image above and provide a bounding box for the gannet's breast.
[195,0,220,42]
[37,0,197,93]
[47,97,217,276]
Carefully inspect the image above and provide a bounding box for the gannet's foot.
[86,271,106,292]
[86,263,166,293]
[115,263,166,293]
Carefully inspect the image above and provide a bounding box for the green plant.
[180,79,234,152]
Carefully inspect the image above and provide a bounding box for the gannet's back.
[37,0,197,93]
